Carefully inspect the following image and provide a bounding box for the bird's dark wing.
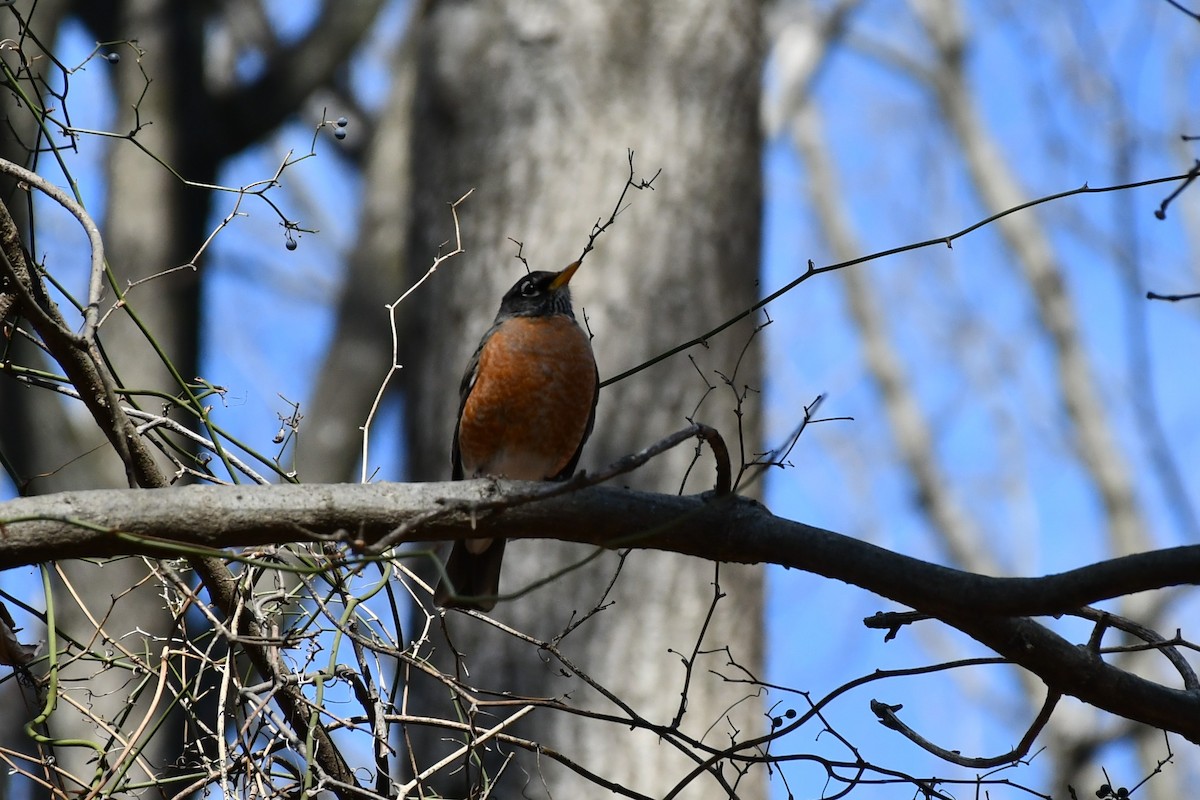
[450,321,496,481]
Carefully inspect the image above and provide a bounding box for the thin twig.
[396,705,535,794]
[602,169,1200,388]
[1072,606,1200,692]
[574,149,660,268]
[1146,290,1200,302]
[1153,159,1200,219]
[870,691,1059,769]
[360,189,473,483]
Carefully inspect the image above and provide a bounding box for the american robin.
[435,260,599,611]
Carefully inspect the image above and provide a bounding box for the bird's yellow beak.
[548,260,582,291]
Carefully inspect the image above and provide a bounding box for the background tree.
[396,3,765,797]
[763,1,1200,796]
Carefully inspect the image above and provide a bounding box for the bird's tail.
[434,539,507,611]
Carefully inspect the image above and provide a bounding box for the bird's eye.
[520,280,538,297]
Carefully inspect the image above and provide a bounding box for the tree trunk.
[403,2,766,797]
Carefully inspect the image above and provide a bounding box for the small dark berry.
[333,128,347,140]
[285,236,298,251]
[105,52,120,64]
[1097,785,1110,798]
[336,116,348,127]
[771,716,783,728]
[785,708,797,719]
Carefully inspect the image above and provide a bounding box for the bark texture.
[403,2,766,797]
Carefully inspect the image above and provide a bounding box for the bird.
[434,260,599,611]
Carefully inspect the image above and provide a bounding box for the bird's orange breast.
[458,315,597,480]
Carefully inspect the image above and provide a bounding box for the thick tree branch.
[2,480,1198,743]
[2,482,1198,617]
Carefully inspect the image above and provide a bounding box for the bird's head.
[497,261,581,319]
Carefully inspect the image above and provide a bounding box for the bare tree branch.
[2,478,1199,743]
[602,168,1197,388]
[4,482,1199,617]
